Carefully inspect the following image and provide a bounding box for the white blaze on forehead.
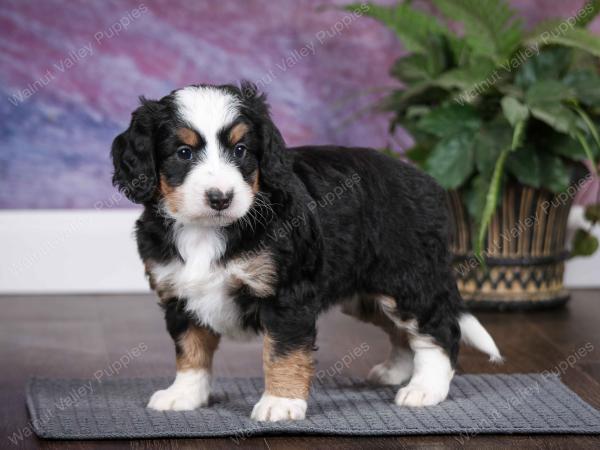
[174,86,240,160]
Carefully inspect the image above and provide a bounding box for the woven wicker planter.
[448,184,574,311]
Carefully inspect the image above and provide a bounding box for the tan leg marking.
[147,323,218,411]
[263,334,314,399]
[176,324,221,371]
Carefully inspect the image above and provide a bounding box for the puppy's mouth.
[213,211,235,223]
[193,211,239,227]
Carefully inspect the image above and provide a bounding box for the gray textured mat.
[27,374,600,439]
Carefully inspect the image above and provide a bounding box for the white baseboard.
[0,210,148,294]
[0,209,598,294]
[563,206,600,288]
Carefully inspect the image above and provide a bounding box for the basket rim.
[452,250,570,266]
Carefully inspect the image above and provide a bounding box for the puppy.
[111,82,501,422]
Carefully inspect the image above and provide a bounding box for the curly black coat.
[111,82,464,366]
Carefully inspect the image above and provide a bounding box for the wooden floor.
[1,290,599,449]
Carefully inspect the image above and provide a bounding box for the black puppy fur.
[111,82,464,371]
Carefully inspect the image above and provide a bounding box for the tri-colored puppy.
[111,82,501,422]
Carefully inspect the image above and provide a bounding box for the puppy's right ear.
[111,98,162,204]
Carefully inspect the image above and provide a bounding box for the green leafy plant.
[351,0,600,259]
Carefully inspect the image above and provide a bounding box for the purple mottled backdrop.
[0,0,598,209]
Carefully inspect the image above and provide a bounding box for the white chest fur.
[150,225,253,339]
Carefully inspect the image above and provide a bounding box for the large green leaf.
[462,174,490,224]
[424,131,476,189]
[501,96,529,148]
[437,60,501,103]
[573,129,598,170]
[515,47,573,89]
[417,104,481,137]
[447,36,471,66]
[530,103,579,134]
[433,0,523,64]
[395,118,438,150]
[381,82,449,116]
[563,70,600,107]
[405,105,432,119]
[525,80,576,106]
[474,121,513,175]
[391,55,435,84]
[575,0,600,27]
[549,134,595,161]
[437,66,496,92]
[506,146,542,187]
[390,33,454,85]
[525,81,579,133]
[535,27,600,58]
[570,49,600,72]
[539,154,571,193]
[570,103,600,169]
[351,3,450,54]
[390,47,497,99]
[390,36,450,84]
[501,96,529,126]
[405,145,433,168]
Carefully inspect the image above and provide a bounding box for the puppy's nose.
[206,188,233,211]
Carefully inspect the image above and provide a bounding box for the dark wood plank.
[0,290,599,449]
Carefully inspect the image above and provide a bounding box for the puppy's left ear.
[239,82,323,268]
[239,82,290,194]
[111,98,162,204]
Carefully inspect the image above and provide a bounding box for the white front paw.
[147,370,210,411]
[147,387,207,411]
[251,394,307,422]
[395,382,449,407]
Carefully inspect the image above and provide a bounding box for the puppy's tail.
[459,313,503,363]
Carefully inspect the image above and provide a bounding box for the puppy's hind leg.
[368,330,414,386]
[341,295,414,386]
[377,296,457,407]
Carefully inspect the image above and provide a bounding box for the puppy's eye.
[176,146,192,160]
[233,144,247,159]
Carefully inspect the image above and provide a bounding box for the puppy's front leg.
[251,334,314,422]
[148,299,220,411]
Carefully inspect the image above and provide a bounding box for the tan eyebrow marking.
[228,122,249,145]
[176,127,199,146]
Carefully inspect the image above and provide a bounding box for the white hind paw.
[368,361,412,385]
